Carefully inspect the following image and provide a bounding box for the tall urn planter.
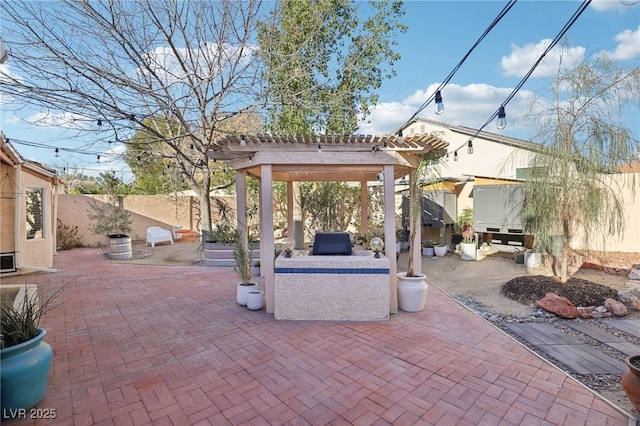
[397,273,428,312]
[621,355,640,412]
[1,329,52,417]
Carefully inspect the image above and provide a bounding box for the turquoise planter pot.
[1,329,52,418]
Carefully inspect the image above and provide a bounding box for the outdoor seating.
[146,226,173,247]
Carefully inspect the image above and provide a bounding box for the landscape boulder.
[603,298,628,317]
[629,267,640,281]
[618,286,640,310]
[535,292,580,319]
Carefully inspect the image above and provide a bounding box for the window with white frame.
[26,188,44,239]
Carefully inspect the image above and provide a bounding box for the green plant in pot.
[422,239,435,257]
[233,231,258,306]
[86,173,133,260]
[1,284,64,417]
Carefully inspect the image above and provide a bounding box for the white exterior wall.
[404,121,534,180]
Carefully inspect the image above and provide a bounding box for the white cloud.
[359,83,536,136]
[600,26,640,60]
[501,40,586,78]
[590,0,628,12]
[25,111,91,130]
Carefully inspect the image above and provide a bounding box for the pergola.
[208,133,448,314]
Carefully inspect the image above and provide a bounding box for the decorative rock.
[535,292,580,319]
[596,306,608,313]
[578,306,596,319]
[618,287,640,310]
[604,298,628,317]
[604,267,630,277]
[629,268,640,280]
[581,257,603,270]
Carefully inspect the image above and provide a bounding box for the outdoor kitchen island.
[274,249,390,321]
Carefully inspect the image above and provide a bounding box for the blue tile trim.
[275,267,390,275]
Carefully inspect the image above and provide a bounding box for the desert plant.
[86,173,133,238]
[0,284,65,349]
[56,218,84,250]
[233,232,254,285]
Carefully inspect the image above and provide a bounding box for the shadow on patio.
[1,248,633,425]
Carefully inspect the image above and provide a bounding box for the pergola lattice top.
[208,133,449,182]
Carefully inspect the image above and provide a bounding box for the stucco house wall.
[1,135,59,273]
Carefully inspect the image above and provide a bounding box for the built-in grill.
[312,232,352,256]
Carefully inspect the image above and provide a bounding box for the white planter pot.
[397,272,428,312]
[434,245,448,257]
[422,247,434,257]
[526,252,542,269]
[246,290,264,311]
[396,242,402,253]
[460,242,477,261]
[236,282,258,306]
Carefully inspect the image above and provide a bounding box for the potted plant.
[459,223,477,261]
[397,151,442,312]
[1,284,63,417]
[621,355,640,412]
[422,239,435,257]
[233,231,258,306]
[86,173,133,260]
[434,227,448,256]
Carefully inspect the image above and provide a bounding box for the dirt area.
[410,251,639,317]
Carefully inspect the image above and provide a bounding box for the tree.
[257,0,406,243]
[522,55,640,282]
[0,0,265,234]
[86,173,133,238]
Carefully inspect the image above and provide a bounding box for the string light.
[453,151,458,161]
[317,144,322,153]
[97,155,101,162]
[434,91,444,115]
[467,140,474,154]
[397,130,403,145]
[55,148,59,157]
[97,119,102,126]
[496,107,507,130]
[240,135,246,146]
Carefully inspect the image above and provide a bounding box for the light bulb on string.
[55,148,59,157]
[453,151,458,161]
[97,155,101,163]
[435,90,444,115]
[396,130,403,145]
[317,144,322,153]
[496,107,506,130]
[97,119,102,126]
[240,135,246,147]
[467,140,474,155]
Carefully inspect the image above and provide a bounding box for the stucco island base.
[274,251,390,321]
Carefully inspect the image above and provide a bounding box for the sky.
[1,0,639,181]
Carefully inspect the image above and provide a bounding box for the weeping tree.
[0,0,266,234]
[522,56,640,282]
[257,0,406,244]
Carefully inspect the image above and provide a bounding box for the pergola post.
[360,181,368,237]
[287,181,294,240]
[383,164,398,313]
[260,164,276,313]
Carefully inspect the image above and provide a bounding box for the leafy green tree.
[257,0,406,242]
[522,56,639,282]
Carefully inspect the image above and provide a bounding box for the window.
[26,188,44,239]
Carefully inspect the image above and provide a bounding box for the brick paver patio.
[1,248,633,425]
